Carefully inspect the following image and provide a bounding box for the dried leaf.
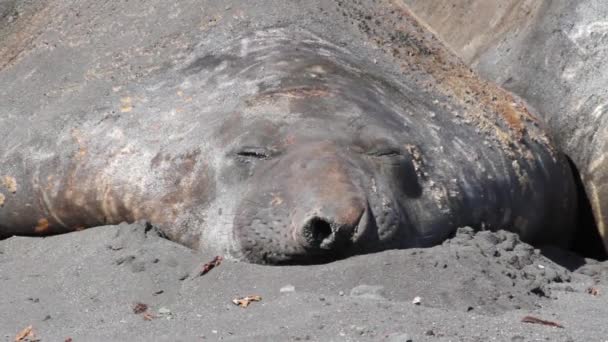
[199,256,223,276]
[143,312,157,321]
[232,295,262,308]
[15,325,34,341]
[132,302,148,314]
[521,316,564,328]
[587,287,600,296]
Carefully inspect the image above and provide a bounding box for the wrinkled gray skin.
[404,0,608,252]
[0,0,577,264]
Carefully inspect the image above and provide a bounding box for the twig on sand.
[232,295,262,308]
[521,316,564,328]
[199,256,223,276]
[15,325,37,341]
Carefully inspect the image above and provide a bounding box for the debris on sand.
[156,307,174,320]
[132,302,157,320]
[521,316,564,328]
[199,256,223,276]
[232,295,262,308]
[132,302,148,314]
[412,296,422,305]
[142,312,157,321]
[15,325,37,341]
[280,285,295,293]
[587,287,600,296]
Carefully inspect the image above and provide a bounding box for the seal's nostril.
[310,218,332,244]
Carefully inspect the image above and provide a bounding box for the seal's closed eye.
[366,146,403,158]
[235,147,273,160]
[369,148,402,158]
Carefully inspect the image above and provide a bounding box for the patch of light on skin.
[591,103,606,119]
[561,60,585,81]
[452,137,476,163]
[426,123,443,144]
[107,127,125,140]
[589,182,607,250]
[568,21,608,55]
[200,194,241,259]
[589,154,606,173]
[239,37,250,57]
[197,137,243,259]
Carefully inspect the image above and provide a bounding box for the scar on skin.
[35,218,50,233]
[0,193,5,207]
[2,176,17,193]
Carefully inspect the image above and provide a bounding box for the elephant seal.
[403,0,608,256]
[0,0,577,264]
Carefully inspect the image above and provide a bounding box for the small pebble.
[412,296,421,305]
[280,285,295,293]
[350,285,386,300]
[158,307,172,315]
[387,333,413,342]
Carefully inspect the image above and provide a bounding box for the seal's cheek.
[362,145,424,211]
[377,155,423,199]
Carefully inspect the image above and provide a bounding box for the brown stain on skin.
[34,119,214,241]
[34,218,49,234]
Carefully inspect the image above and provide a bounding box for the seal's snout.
[235,143,375,263]
[300,208,363,250]
[303,217,334,248]
[297,191,366,251]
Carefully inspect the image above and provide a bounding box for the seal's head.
[229,123,422,264]
[194,30,433,264]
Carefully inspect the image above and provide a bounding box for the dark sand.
[1,223,606,341]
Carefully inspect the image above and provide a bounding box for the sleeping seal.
[0,0,577,263]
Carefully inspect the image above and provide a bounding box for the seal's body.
[0,0,576,263]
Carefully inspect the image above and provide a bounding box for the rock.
[280,285,295,293]
[349,285,386,300]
